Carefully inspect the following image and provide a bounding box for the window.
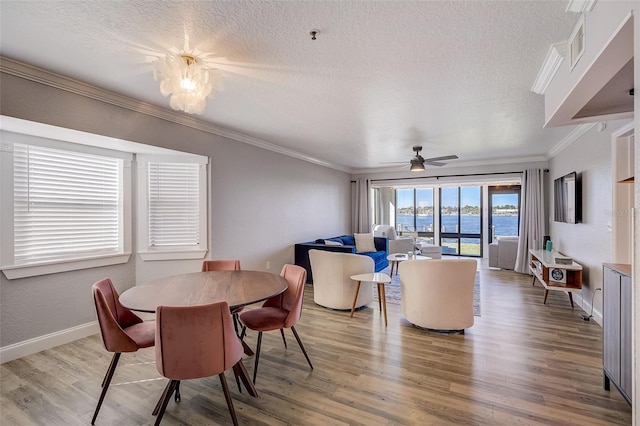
[394,188,434,243]
[1,134,132,279]
[137,155,208,260]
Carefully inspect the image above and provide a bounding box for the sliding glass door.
[439,186,482,256]
[488,186,521,242]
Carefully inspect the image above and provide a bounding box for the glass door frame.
[439,186,483,257]
[488,185,521,243]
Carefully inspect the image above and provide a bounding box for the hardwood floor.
[1,261,631,425]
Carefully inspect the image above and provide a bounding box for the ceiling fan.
[385,146,458,171]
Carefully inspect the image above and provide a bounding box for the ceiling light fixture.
[410,160,425,172]
[153,38,214,115]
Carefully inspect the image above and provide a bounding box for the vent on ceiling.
[569,15,585,70]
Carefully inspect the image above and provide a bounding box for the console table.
[529,249,582,307]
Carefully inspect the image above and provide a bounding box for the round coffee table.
[349,272,392,326]
[387,253,431,276]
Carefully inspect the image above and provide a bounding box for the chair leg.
[233,313,240,337]
[174,381,181,402]
[153,380,174,416]
[290,326,313,370]
[91,352,121,425]
[239,325,254,356]
[154,380,178,426]
[233,366,242,393]
[219,373,239,426]
[279,328,287,348]
[233,360,258,397]
[101,353,118,388]
[252,332,263,384]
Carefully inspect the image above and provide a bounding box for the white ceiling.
[0,1,582,171]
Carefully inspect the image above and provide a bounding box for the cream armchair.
[399,259,477,331]
[372,225,415,254]
[488,236,519,270]
[309,249,374,310]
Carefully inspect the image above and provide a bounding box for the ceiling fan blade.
[423,161,447,167]
[423,154,458,162]
[380,161,410,164]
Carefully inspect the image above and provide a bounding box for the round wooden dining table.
[120,270,285,399]
[119,270,288,313]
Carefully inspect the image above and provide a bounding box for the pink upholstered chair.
[91,278,155,425]
[201,259,243,332]
[153,301,256,426]
[201,259,241,272]
[239,264,313,383]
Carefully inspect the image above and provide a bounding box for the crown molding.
[566,0,597,13]
[531,42,567,95]
[546,122,597,158]
[0,56,351,173]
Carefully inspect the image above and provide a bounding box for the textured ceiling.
[0,1,581,171]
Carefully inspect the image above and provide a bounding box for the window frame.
[136,154,209,261]
[0,131,133,279]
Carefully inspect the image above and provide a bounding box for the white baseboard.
[0,321,99,364]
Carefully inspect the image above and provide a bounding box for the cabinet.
[529,249,582,307]
[603,263,632,404]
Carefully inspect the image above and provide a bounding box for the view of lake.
[396,215,519,237]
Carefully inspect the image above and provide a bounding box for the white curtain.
[352,178,371,233]
[514,169,546,274]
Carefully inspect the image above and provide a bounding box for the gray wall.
[549,120,630,323]
[0,73,351,347]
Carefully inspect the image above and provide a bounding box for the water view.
[396,215,519,236]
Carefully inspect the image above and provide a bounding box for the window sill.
[2,253,132,280]
[138,250,207,261]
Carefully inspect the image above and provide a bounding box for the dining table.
[119,270,288,397]
[119,270,288,314]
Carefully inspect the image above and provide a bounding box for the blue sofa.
[294,235,389,283]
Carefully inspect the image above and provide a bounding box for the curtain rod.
[350,169,549,183]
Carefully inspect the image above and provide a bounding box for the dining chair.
[91,278,155,425]
[153,301,256,426]
[239,264,313,384]
[201,259,243,333]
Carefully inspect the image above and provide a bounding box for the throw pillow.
[341,235,356,246]
[354,233,377,253]
[324,239,343,246]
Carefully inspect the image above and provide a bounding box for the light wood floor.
[1,261,632,425]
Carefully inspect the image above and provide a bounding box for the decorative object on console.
[550,268,566,283]
[554,256,573,265]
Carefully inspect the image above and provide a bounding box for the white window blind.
[148,162,200,248]
[13,143,122,265]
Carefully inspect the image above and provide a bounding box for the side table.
[349,272,392,326]
[387,253,431,276]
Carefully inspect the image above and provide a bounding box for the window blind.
[13,143,122,265]
[148,162,200,247]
